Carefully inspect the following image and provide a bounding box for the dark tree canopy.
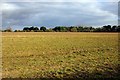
[40,26,47,32]
[23,26,39,32]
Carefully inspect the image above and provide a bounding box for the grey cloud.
[2,0,119,2]
[2,2,118,29]
[99,2,118,15]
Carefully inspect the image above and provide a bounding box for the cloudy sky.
[1,0,118,30]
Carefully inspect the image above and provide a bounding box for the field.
[2,32,119,79]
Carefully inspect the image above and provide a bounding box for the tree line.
[2,25,120,32]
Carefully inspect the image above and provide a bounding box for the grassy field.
[2,32,119,79]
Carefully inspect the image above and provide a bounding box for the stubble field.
[2,32,119,79]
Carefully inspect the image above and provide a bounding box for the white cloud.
[1,3,20,11]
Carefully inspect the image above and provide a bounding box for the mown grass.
[2,32,119,79]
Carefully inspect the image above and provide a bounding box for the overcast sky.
[1,0,118,30]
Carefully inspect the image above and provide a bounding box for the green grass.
[2,32,119,78]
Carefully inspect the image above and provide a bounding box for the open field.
[2,32,119,79]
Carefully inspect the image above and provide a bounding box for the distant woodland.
[2,25,120,32]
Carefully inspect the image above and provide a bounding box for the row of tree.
[2,25,120,32]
